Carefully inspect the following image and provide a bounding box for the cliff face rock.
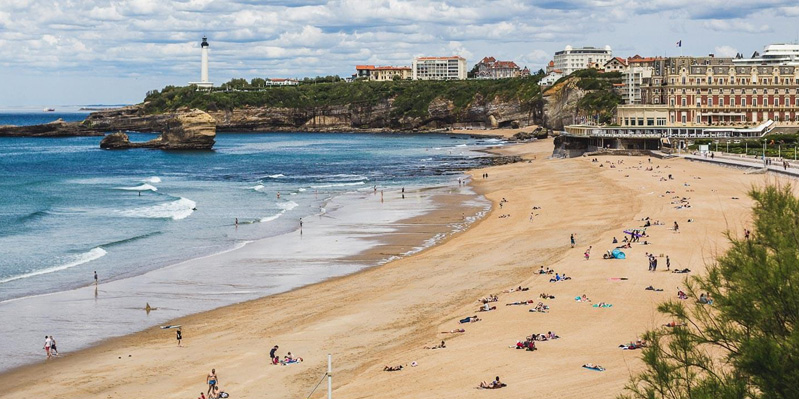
[543,77,586,130]
[199,94,540,132]
[0,118,103,137]
[100,109,216,150]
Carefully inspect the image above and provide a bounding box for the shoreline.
[3,138,774,399]
[0,177,490,374]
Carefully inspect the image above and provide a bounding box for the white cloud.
[0,0,797,105]
[713,45,738,58]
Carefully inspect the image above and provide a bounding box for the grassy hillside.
[142,77,544,119]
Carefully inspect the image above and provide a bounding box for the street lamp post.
[763,139,767,167]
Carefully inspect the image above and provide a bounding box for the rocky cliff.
[542,78,586,131]
[99,109,216,150]
[199,94,539,132]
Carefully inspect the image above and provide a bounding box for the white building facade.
[553,45,613,76]
[412,56,467,80]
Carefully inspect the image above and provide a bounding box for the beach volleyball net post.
[305,353,332,399]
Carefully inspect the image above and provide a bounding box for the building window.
[681,98,686,106]
[719,98,724,107]
[753,98,757,106]
[708,98,713,106]
[670,98,675,106]
[681,114,687,123]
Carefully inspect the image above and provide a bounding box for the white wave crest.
[143,176,162,183]
[298,188,307,192]
[118,197,196,220]
[250,184,265,192]
[311,181,366,189]
[0,248,107,284]
[277,200,298,211]
[259,212,284,223]
[267,174,285,178]
[117,184,158,192]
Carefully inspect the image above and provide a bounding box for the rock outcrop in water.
[0,118,103,137]
[99,109,216,150]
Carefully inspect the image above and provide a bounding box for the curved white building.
[733,43,799,66]
[553,45,613,75]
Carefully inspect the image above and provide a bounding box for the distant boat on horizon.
[43,108,55,112]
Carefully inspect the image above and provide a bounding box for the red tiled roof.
[548,60,554,67]
[416,56,466,60]
[268,78,297,82]
[374,66,411,71]
[356,65,375,70]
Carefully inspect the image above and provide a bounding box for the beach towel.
[592,303,613,308]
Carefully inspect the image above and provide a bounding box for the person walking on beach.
[270,345,279,365]
[570,234,575,248]
[299,218,303,234]
[176,328,182,347]
[584,246,592,260]
[43,336,52,359]
[666,255,671,271]
[673,221,680,233]
[50,336,59,357]
[207,369,218,395]
[94,271,98,286]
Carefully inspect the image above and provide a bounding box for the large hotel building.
[411,56,467,80]
[617,44,799,128]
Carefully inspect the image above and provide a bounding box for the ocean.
[0,112,499,371]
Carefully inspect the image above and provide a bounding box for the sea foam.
[118,197,196,220]
[0,247,107,284]
[142,176,162,183]
[118,183,158,192]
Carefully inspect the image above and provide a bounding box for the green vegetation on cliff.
[143,77,543,119]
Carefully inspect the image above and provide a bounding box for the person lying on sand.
[441,328,465,334]
[547,331,559,339]
[506,300,534,306]
[480,295,498,303]
[619,339,648,350]
[663,321,684,328]
[575,294,591,302]
[539,293,555,299]
[384,365,403,371]
[424,340,446,349]
[529,302,549,313]
[479,303,497,312]
[672,268,691,274]
[459,316,481,324]
[478,376,507,389]
[538,266,554,274]
[645,286,664,291]
[515,340,537,351]
[582,363,606,371]
[677,290,688,300]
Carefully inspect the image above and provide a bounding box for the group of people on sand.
[548,273,571,283]
[43,335,59,359]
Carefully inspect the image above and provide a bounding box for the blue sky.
[1,0,798,106]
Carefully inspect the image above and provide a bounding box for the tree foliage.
[621,184,799,399]
[143,76,544,119]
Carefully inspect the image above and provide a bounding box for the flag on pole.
[676,40,682,47]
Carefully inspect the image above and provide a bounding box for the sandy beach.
[2,139,782,399]
[451,125,540,139]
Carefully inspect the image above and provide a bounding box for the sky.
[1,0,799,106]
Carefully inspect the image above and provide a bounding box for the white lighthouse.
[190,36,213,89]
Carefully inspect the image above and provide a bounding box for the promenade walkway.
[681,152,799,179]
